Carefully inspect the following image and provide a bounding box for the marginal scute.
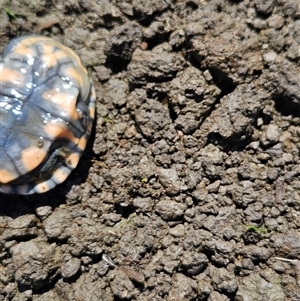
[77,136,88,152]
[52,167,69,184]
[34,182,50,194]
[67,153,80,169]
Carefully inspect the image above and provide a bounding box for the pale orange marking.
[41,89,78,119]
[44,122,79,144]
[21,147,47,171]
[77,136,87,152]
[62,67,83,87]
[34,182,49,193]
[0,67,24,86]
[40,52,58,69]
[67,152,80,168]
[54,49,69,61]
[13,46,36,57]
[53,168,69,183]
[89,106,96,119]
[0,169,17,183]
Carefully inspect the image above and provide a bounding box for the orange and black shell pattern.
[0,35,96,194]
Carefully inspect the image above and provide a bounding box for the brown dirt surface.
[1,0,300,300]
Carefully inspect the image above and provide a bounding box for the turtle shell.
[0,35,96,194]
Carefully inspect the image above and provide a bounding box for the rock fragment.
[11,239,61,289]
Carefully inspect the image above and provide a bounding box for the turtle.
[0,35,96,194]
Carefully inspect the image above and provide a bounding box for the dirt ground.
[1,0,300,300]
